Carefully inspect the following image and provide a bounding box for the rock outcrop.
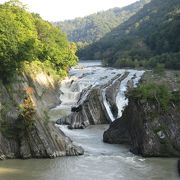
[105,72,128,118]
[57,87,108,129]
[0,70,83,160]
[178,160,180,176]
[56,73,129,129]
[104,97,180,157]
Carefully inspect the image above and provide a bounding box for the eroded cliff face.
[57,87,109,129]
[0,71,83,160]
[104,97,180,157]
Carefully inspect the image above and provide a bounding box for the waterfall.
[116,70,144,119]
[49,64,144,123]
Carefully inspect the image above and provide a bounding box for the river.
[0,61,179,180]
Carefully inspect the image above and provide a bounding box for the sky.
[0,0,138,21]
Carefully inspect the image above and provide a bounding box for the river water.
[0,61,179,180]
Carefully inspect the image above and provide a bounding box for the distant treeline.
[76,0,180,69]
[55,0,150,48]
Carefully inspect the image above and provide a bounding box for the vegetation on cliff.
[128,70,180,111]
[104,70,180,157]
[0,1,84,159]
[0,0,78,83]
[79,0,180,69]
[128,83,170,111]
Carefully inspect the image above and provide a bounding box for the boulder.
[104,97,180,157]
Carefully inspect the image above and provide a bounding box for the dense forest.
[78,0,180,69]
[55,0,150,48]
[0,0,78,83]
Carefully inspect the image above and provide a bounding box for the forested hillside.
[79,0,180,69]
[55,0,150,47]
[0,0,78,83]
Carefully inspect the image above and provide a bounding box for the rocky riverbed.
[0,61,179,179]
[51,64,144,128]
[104,70,180,157]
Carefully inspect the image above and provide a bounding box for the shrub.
[17,95,36,131]
[171,90,180,103]
[128,83,171,111]
[153,64,165,75]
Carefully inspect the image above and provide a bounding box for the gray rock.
[57,73,129,129]
[104,98,180,157]
[0,72,84,160]
[178,160,180,176]
[57,87,109,129]
[105,73,128,118]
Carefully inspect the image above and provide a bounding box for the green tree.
[0,0,78,82]
[79,0,180,69]
[0,0,38,82]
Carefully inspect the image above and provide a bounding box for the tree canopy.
[55,0,150,47]
[78,0,180,69]
[0,0,78,83]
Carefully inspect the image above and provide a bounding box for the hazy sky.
[0,0,138,21]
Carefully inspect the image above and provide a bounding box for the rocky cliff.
[104,71,180,157]
[0,69,83,159]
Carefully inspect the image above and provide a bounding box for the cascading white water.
[48,77,81,121]
[101,71,125,121]
[102,89,115,121]
[116,70,144,119]
[133,71,145,87]
[49,64,144,122]
[1,62,178,180]
[49,66,120,121]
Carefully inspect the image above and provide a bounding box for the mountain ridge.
[79,0,180,69]
[55,0,150,46]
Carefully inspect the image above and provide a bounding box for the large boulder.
[104,97,180,157]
